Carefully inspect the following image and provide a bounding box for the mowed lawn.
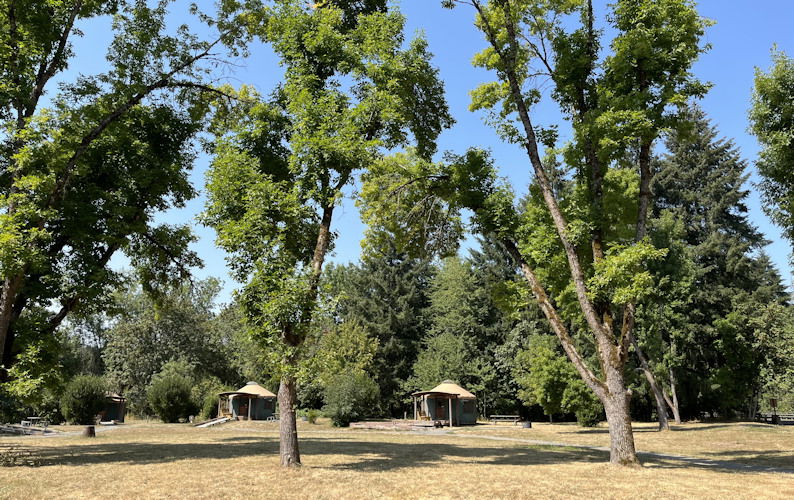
[1,420,793,499]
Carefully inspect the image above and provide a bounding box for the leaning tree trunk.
[668,367,682,424]
[629,333,670,431]
[278,376,300,467]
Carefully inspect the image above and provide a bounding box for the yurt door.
[436,400,447,420]
[239,401,249,420]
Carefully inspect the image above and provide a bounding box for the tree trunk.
[668,367,681,424]
[603,370,640,466]
[629,333,669,431]
[278,376,300,467]
[83,425,96,438]
[0,274,23,376]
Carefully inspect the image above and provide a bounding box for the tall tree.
[364,0,708,465]
[647,108,789,419]
[325,250,432,416]
[203,1,450,466]
[749,49,794,258]
[0,0,230,377]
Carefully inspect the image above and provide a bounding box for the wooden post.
[448,397,453,427]
[217,397,222,418]
[413,397,417,420]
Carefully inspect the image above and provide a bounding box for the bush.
[147,373,196,423]
[307,409,320,424]
[60,375,107,425]
[322,371,379,427]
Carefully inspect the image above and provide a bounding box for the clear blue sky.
[66,1,794,304]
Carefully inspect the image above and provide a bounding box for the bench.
[490,415,521,425]
[757,413,794,425]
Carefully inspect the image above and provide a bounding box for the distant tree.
[749,50,794,258]
[322,371,380,427]
[103,279,237,413]
[648,109,789,419]
[324,250,432,416]
[407,332,471,394]
[147,360,197,423]
[514,335,602,426]
[60,375,106,428]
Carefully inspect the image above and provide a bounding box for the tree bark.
[278,376,300,467]
[602,373,639,465]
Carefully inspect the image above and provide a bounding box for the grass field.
[1,420,793,499]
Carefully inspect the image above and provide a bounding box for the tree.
[0,0,232,379]
[749,50,794,258]
[102,279,237,413]
[364,0,709,465]
[514,335,603,426]
[648,109,789,419]
[147,360,197,423]
[203,1,451,466]
[60,375,106,429]
[322,371,380,427]
[324,250,432,416]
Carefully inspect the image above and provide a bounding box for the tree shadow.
[24,434,794,475]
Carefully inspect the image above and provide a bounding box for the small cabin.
[412,381,477,426]
[218,382,277,420]
[100,393,127,423]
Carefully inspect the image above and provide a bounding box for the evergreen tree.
[326,249,432,416]
[643,108,790,418]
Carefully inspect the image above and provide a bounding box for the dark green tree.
[324,250,432,416]
[60,374,106,427]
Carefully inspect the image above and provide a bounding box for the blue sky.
[66,1,794,304]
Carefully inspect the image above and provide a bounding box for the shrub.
[60,375,107,425]
[147,373,196,423]
[322,371,379,427]
[306,409,320,424]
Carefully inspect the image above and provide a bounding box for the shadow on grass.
[25,434,794,474]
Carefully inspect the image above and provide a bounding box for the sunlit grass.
[1,420,792,499]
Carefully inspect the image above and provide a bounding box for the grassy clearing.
[453,421,794,469]
[0,420,792,499]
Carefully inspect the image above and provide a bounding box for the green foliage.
[514,335,602,426]
[147,361,197,423]
[322,371,380,427]
[60,375,107,425]
[202,1,451,378]
[0,0,220,380]
[103,279,240,414]
[749,49,794,258]
[323,250,432,415]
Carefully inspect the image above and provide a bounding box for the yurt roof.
[219,382,276,398]
[412,380,476,399]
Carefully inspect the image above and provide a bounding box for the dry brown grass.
[453,421,794,468]
[1,420,792,499]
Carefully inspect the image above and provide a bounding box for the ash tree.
[0,0,235,381]
[362,0,709,465]
[202,0,451,467]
